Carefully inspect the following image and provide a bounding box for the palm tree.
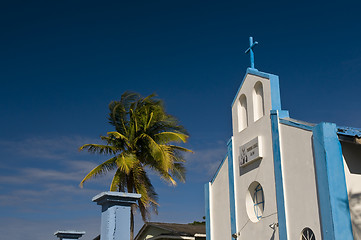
[79,92,191,240]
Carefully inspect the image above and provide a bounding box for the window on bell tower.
[253,81,264,121]
[238,94,248,131]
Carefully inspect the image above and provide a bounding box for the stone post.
[92,191,141,240]
[54,231,85,240]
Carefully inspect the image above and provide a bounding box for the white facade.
[207,157,231,240]
[205,68,361,240]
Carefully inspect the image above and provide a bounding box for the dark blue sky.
[1,1,361,239]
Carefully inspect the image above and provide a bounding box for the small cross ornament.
[245,37,258,69]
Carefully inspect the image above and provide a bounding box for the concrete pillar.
[54,231,85,240]
[92,191,141,240]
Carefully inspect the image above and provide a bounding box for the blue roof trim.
[269,74,282,111]
[227,138,237,240]
[247,67,274,78]
[278,110,289,119]
[205,183,211,240]
[227,137,233,146]
[231,68,282,111]
[337,126,361,138]
[211,137,233,183]
[279,118,313,131]
[312,123,353,239]
[270,110,288,240]
[211,154,228,184]
[279,118,361,137]
[231,69,249,107]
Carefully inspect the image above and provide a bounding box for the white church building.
[205,39,361,240]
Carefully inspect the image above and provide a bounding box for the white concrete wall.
[342,141,361,193]
[209,158,231,240]
[342,141,361,239]
[279,124,322,239]
[231,73,279,239]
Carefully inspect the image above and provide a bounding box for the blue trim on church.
[227,137,237,240]
[231,68,282,112]
[269,74,282,111]
[270,110,288,240]
[312,123,353,240]
[205,183,211,240]
[211,154,228,184]
[279,118,313,131]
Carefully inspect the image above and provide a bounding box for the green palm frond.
[106,132,130,148]
[154,131,189,143]
[100,135,125,148]
[137,134,174,172]
[115,153,137,174]
[79,144,118,155]
[141,92,157,103]
[135,133,162,157]
[169,145,193,153]
[159,172,177,186]
[110,168,127,191]
[133,166,159,206]
[107,131,128,140]
[171,162,186,183]
[148,120,188,136]
[79,157,117,188]
[157,144,175,172]
[109,102,127,134]
[145,112,154,130]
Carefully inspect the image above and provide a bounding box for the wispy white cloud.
[24,168,84,181]
[0,180,105,208]
[0,160,99,184]
[186,144,227,177]
[0,135,101,161]
[0,217,100,240]
[0,135,115,208]
[66,160,100,172]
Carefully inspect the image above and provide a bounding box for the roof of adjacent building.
[134,222,206,240]
[337,126,361,138]
[279,117,361,143]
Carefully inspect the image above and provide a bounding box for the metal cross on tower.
[245,37,258,69]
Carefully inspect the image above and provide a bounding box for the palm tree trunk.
[130,206,134,240]
[127,174,135,240]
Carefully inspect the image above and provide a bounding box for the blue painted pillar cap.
[92,191,141,206]
[93,191,141,240]
[54,231,85,240]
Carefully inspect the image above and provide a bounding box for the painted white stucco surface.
[231,73,278,239]
[279,124,321,239]
[209,157,231,240]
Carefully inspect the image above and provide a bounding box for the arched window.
[246,181,265,222]
[253,81,264,121]
[301,227,316,240]
[237,94,248,131]
[253,184,265,220]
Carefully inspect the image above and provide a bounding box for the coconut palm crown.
[79,92,191,238]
